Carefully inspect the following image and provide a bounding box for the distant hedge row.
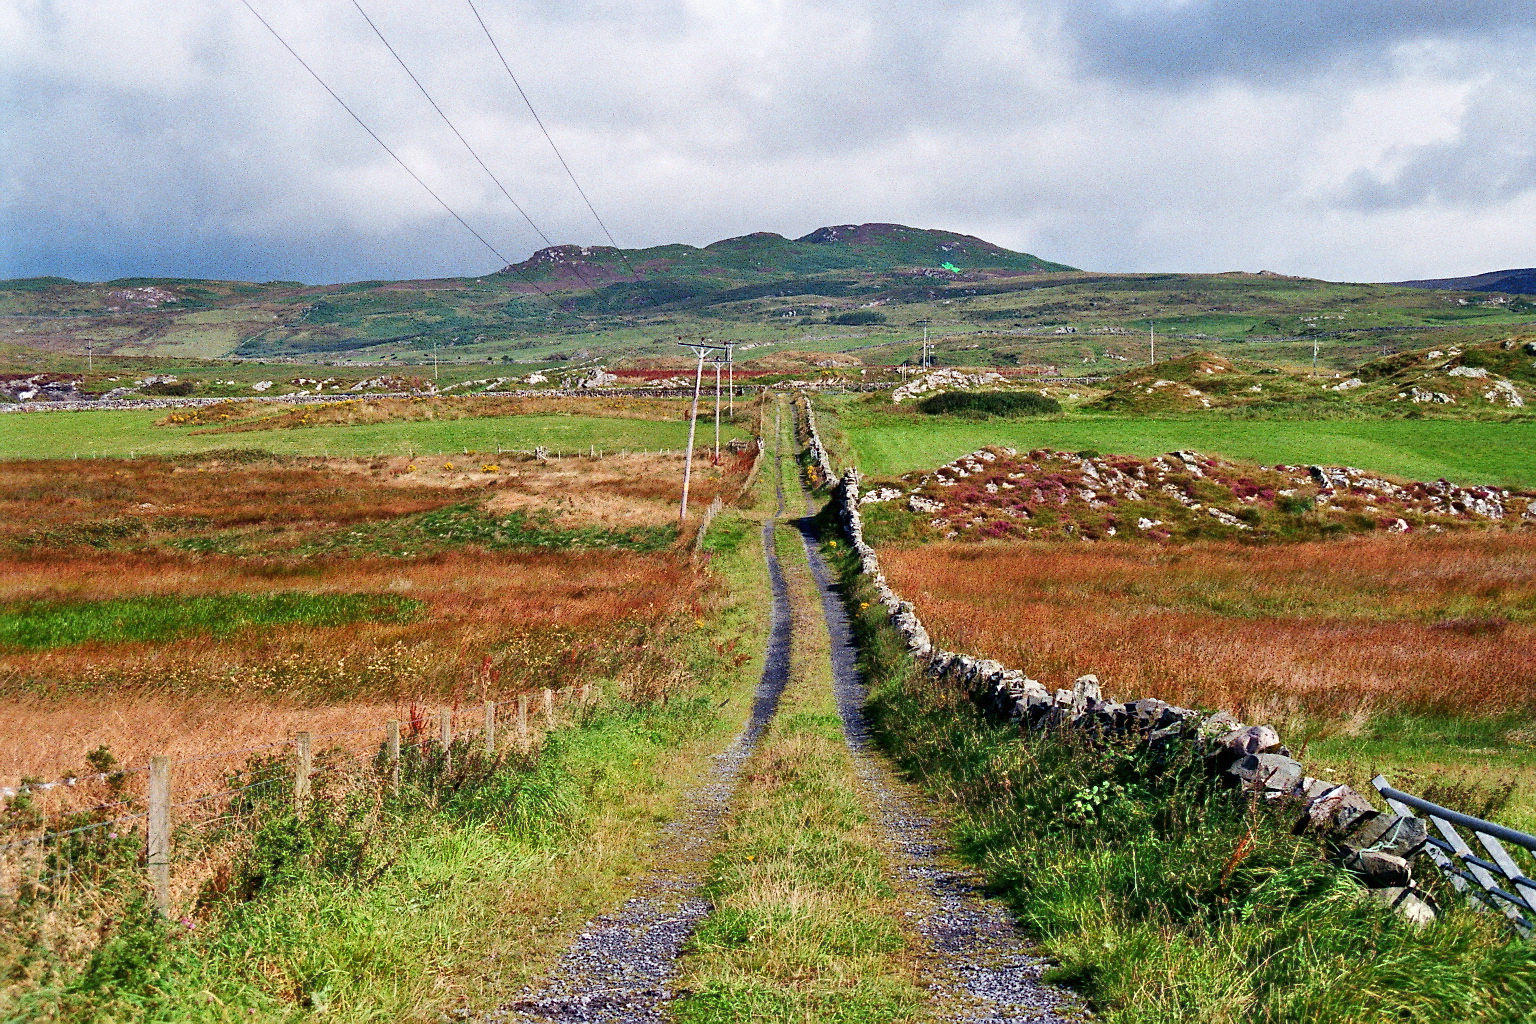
[918,390,1062,417]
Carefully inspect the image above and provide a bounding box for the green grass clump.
[834,553,1536,1024]
[313,503,675,557]
[918,390,1062,417]
[0,592,421,651]
[0,409,728,461]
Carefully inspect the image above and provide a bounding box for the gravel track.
[787,422,1082,1022]
[494,413,794,1023]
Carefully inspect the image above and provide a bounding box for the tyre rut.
[786,404,1083,1023]
[496,410,794,1023]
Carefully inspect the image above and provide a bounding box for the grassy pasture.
[0,404,747,460]
[0,447,749,786]
[880,534,1536,830]
[0,591,421,651]
[838,404,1536,487]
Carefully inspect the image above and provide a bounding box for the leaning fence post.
[147,756,171,917]
[542,688,554,727]
[294,733,312,804]
[483,701,496,755]
[386,719,401,794]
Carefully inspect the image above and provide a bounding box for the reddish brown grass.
[884,532,1536,722]
[0,455,462,546]
[0,451,735,787]
[179,394,705,433]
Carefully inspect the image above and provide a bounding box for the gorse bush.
[830,310,887,326]
[832,545,1536,1024]
[918,390,1061,417]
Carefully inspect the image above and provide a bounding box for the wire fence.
[0,686,593,916]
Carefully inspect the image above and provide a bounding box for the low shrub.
[830,310,887,326]
[918,390,1062,417]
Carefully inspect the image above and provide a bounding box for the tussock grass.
[883,532,1536,721]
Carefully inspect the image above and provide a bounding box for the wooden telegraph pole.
[678,339,727,522]
[713,356,722,464]
[726,342,735,415]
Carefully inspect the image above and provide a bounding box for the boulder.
[1368,886,1437,928]
[1217,725,1283,756]
[1073,674,1102,701]
[1344,849,1412,888]
[1230,753,1304,793]
[1346,812,1430,859]
[1305,785,1376,833]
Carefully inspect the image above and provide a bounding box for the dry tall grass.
[178,394,707,433]
[0,450,742,786]
[884,532,1536,723]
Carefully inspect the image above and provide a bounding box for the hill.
[1397,269,1536,296]
[3,223,1535,373]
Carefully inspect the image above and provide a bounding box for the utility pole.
[713,356,722,464]
[433,341,439,384]
[1149,320,1156,365]
[677,339,728,522]
[86,342,93,374]
[726,342,735,415]
[915,319,932,370]
[1312,336,1320,375]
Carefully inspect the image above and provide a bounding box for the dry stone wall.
[797,395,836,488]
[828,456,1439,924]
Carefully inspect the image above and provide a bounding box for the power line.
[237,0,509,267]
[234,0,580,323]
[463,0,642,282]
[349,0,606,301]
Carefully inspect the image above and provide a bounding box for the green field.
[0,409,745,460]
[0,592,421,652]
[837,406,1536,487]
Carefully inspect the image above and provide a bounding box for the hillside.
[3,223,1534,373]
[1398,269,1536,296]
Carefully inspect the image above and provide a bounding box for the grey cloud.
[1057,0,1536,86]
[2,1,1534,284]
[1342,69,1536,211]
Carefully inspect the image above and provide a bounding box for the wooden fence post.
[483,701,496,755]
[542,688,554,727]
[294,733,312,804]
[580,684,591,705]
[439,710,453,768]
[147,756,170,917]
[517,697,529,747]
[386,719,401,794]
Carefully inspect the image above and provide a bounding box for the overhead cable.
[464,0,641,281]
[234,0,578,320]
[348,0,605,299]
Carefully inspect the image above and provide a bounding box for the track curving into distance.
[496,411,793,1023]
[787,403,1083,1023]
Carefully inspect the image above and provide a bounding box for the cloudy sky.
[3,1,1533,284]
